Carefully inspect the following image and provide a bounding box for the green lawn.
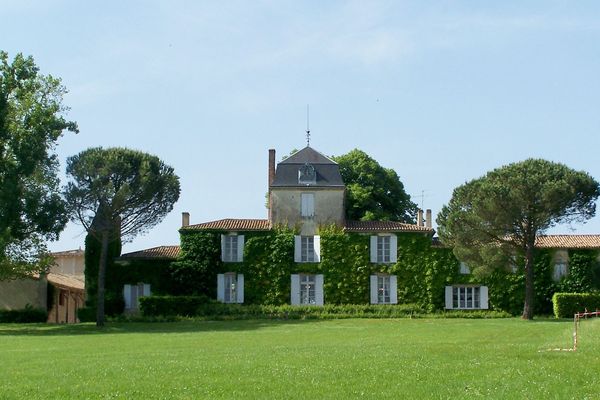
[1,318,598,399]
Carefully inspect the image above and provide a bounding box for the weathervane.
[306,104,310,147]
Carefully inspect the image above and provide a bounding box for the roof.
[344,220,435,234]
[46,272,85,291]
[271,146,345,188]
[184,218,271,231]
[535,235,600,249]
[120,245,181,260]
[50,249,84,258]
[432,234,600,249]
[279,146,337,165]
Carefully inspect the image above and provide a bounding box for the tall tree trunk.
[96,230,109,327]
[522,239,535,320]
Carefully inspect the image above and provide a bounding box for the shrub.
[0,305,47,323]
[135,300,507,320]
[140,295,214,317]
[552,292,600,318]
[77,307,96,322]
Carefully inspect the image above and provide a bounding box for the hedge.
[140,295,213,317]
[137,296,510,320]
[552,292,600,318]
[0,305,47,323]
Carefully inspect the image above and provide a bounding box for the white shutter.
[123,284,132,310]
[445,286,453,309]
[143,284,151,297]
[390,275,398,304]
[370,275,378,304]
[480,286,489,309]
[294,235,301,262]
[315,274,324,306]
[370,236,377,263]
[220,235,226,261]
[390,235,398,263]
[237,235,245,262]
[291,274,300,305]
[217,274,225,302]
[314,235,321,262]
[308,193,315,216]
[236,274,244,303]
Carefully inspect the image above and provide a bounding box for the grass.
[1,318,599,399]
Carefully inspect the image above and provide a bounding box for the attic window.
[298,163,316,185]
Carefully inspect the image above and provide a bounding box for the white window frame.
[291,274,324,306]
[221,234,244,262]
[294,235,321,263]
[301,193,315,218]
[123,283,151,311]
[217,273,244,303]
[370,235,397,263]
[370,274,398,304]
[445,285,488,310]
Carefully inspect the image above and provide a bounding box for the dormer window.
[298,163,316,185]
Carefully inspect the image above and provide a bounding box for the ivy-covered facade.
[118,146,600,315]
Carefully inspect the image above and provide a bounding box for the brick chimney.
[268,149,276,187]
[425,209,432,229]
[182,212,190,227]
[417,209,423,227]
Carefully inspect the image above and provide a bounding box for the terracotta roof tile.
[120,245,181,260]
[50,249,84,257]
[535,235,600,249]
[184,218,271,231]
[46,273,85,291]
[344,220,434,234]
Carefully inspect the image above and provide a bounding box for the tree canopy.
[437,158,600,319]
[333,149,417,223]
[0,51,78,279]
[65,147,180,326]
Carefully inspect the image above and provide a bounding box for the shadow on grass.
[0,319,325,336]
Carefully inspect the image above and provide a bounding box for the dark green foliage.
[438,158,600,319]
[242,227,295,304]
[76,307,96,322]
[170,231,221,296]
[557,250,600,293]
[319,226,371,304]
[0,305,47,323]
[84,232,122,309]
[553,293,600,318]
[140,295,213,317]
[136,300,510,320]
[0,51,77,278]
[333,149,417,223]
[65,147,180,326]
[394,235,459,311]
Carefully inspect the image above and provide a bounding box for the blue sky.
[2,1,600,253]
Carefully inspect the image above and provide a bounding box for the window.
[370,275,398,304]
[298,163,316,185]
[459,262,470,274]
[221,234,244,262]
[553,262,568,281]
[301,193,315,218]
[123,283,151,311]
[300,274,316,304]
[217,273,244,303]
[294,235,320,262]
[445,285,488,310]
[291,274,324,306]
[301,236,315,262]
[370,235,397,263]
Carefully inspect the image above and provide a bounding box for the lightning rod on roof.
[306,104,310,147]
